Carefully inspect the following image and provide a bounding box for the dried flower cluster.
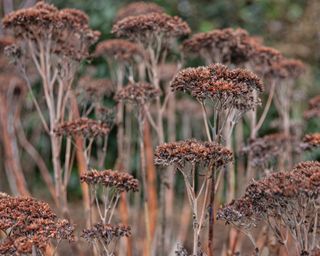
[304,95,320,119]
[154,139,232,167]
[114,2,164,22]
[115,82,161,105]
[218,161,320,254]
[82,223,131,244]
[0,195,74,255]
[242,133,290,168]
[301,133,320,150]
[54,117,111,138]
[2,2,100,60]
[182,28,256,64]
[77,75,114,100]
[112,13,190,42]
[80,169,139,192]
[171,64,263,111]
[95,39,145,63]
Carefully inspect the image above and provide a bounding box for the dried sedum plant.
[301,133,320,150]
[218,161,320,255]
[114,2,165,22]
[155,139,232,255]
[2,2,100,217]
[242,133,290,170]
[80,170,138,255]
[0,193,74,255]
[304,95,320,119]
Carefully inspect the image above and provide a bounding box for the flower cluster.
[304,95,320,119]
[301,133,320,150]
[112,13,190,43]
[81,223,131,247]
[268,58,305,80]
[115,82,161,105]
[54,117,111,138]
[114,2,164,22]
[170,64,263,111]
[80,169,139,192]
[95,39,145,63]
[154,139,233,167]
[0,195,74,255]
[77,75,114,100]
[242,133,290,168]
[218,161,320,253]
[2,2,100,61]
[182,28,256,64]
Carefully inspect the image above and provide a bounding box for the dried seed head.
[81,223,131,245]
[182,28,256,64]
[77,75,114,100]
[0,195,74,255]
[170,64,263,111]
[301,133,320,150]
[249,45,283,77]
[95,39,145,63]
[80,169,139,192]
[115,2,165,22]
[54,117,111,138]
[112,13,190,43]
[2,2,100,61]
[304,95,320,119]
[115,82,161,105]
[242,133,290,168]
[268,58,305,80]
[217,197,258,230]
[154,139,233,167]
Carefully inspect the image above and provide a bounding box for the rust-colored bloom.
[242,133,290,168]
[0,195,74,255]
[95,39,145,63]
[115,2,165,22]
[54,117,111,138]
[82,223,131,244]
[301,133,320,150]
[2,2,100,61]
[183,28,256,64]
[304,95,320,119]
[80,169,139,192]
[115,82,161,105]
[77,75,114,100]
[112,13,190,42]
[219,161,320,253]
[154,139,233,167]
[170,64,263,111]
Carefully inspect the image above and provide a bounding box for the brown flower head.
[115,82,161,105]
[77,75,114,101]
[268,58,305,80]
[182,28,256,65]
[81,223,131,245]
[301,133,320,150]
[112,13,190,43]
[304,95,320,119]
[54,117,111,138]
[170,64,263,111]
[0,195,74,255]
[249,45,283,77]
[80,169,139,192]
[2,2,100,61]
[217,197,258,230]
[115,2,165,22]
[242,133,290,168]
[154,139,233,167]
[95,39,145,63]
